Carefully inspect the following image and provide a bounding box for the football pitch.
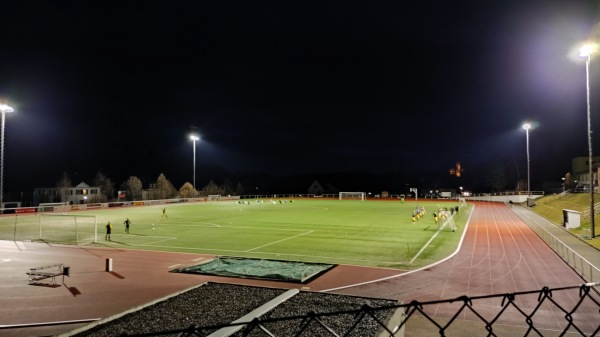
[0,199,471,269]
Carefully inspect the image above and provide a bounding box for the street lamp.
[189,135,200,190]
[0,104,14,211]
[580,43,597,238]
[522,123,531,198]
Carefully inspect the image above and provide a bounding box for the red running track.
[327,202,600,334]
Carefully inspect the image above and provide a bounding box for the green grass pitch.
[0,199,471,269]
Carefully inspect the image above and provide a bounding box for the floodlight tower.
[580,43,597,238]
[190,135,200,190]
[522,123,531,198]
[0,103,14,211]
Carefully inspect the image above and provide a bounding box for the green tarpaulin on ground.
[171,256,335,283]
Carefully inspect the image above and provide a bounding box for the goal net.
[38,214,98,245]
[37,202,70,213]
[438,210,457,232]
[458,198,467,209]
[208,194,221,201]
[339,192,365,201]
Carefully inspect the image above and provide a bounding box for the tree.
[56,172,72,203]
[564,172,577,191]
[156,173,178,199]
[56,172,72,189]
[236,182,245,196]
[485,165,508,192]
[93,171,114,202]
[221,178,234,196]
[179,182,199,198]
[121,176,142,201]
[201,180,222,196]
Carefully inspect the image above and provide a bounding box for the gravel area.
[68,282,398,337]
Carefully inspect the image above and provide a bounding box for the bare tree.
[179,182,199,198]
[93,172,114,202]
[56,172,72,188]
[56,172,72,203]
[121,176,142,201]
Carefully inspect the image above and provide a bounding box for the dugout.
[562,209,581,229]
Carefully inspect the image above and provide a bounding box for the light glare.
[0,104,14,113]
[579,43,598,57]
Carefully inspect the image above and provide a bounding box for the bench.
[27,264,69,284]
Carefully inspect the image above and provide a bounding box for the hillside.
[530,193,600,249]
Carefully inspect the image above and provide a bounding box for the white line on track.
[244,231,314,252]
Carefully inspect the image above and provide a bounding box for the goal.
[458,198,467,209]
[208,195,221,201]
[339,192,366,201]
[37,202,70,213]
[38,214,98,245]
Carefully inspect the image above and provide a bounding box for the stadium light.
[0,103,14,212]
[522,123,531,198]
[190,135,200,190]
[580,43,597,238]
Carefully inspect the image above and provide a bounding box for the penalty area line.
[322,205,475,293]
[244,231,314,252]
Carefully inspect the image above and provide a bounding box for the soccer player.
[105,221,112,241]
[124,218,131,233]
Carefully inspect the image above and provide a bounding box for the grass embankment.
[531,192,600,249]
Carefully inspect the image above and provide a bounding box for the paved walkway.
[511,204,600,282]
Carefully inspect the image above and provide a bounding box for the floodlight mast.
[190,135,200,190]
[580,43,596,238]
[522,123,531,198]
[0,104,14,212]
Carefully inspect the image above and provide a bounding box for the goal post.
[38,213,98,245]
[208,195,222,201]
[37,202,70,213]
[339,192,366,201]
[458,198,467,209]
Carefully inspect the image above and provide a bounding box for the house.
[572,156,600,192]
[33,182,101,206]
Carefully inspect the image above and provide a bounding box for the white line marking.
[245,231,314,252]
[321,205,475,292]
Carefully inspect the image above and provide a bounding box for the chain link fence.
[101,282,600,337]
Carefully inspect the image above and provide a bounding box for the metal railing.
[115,283,600,337]
[581,201,600,219]
[514,208,600,283]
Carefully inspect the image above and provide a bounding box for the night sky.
[0,1,599,193]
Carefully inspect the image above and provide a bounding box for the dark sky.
[0,1,599,192]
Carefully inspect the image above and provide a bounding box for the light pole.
[190,135,199,190]
[522,123,531,198]
[580,43,597,238]
[0,104,14,211]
